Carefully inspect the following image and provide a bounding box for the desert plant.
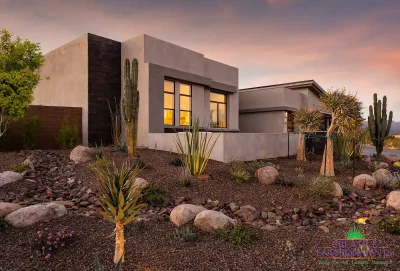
[276,173,295,187]
[93,159,147,264]
[293,108,324,161]
[178,167,191,187]
[216,224,256,245]
[108,98,122,148]
[231,169,251,183]
[174,118,220,176]
[140,184,166,205]
[0,217,10,232]
[297,175,334,199]
[319,88,363,176]
[122,58,139,157]
[89,149,104,161]
[174,227,199,242]
[7,162,27,173]
[368,93,393,158]
[171,157,184,167]
[342,185,351,196]
[0,29,45,139]
[35,228,74,259]
[376,216,400,235]
[56,116,80,149]
[132,155,146,169]
[247,160,278,176]
[22,115,41,149]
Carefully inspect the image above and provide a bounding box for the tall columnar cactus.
[122,58,139,156]
[368,93,393,157]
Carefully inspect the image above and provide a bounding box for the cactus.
[122,58,139,156]
[368,93,393,157]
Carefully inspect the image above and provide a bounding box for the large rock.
[371,161,389,170]
[70,145,93,163]
[256,166,279,185]
[170,204,206,227]
[380,154,398,164]
[194,210,235,232]
[353,174,376,190]
[332,182,343,198]
[5,202,67,228]
[372,169,394,186]
[133,178,149,190]
[0,202,23,216]
[386,191,400,210]
[0,171,23,188]
[234,205,259,222]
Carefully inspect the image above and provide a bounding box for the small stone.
[261,224,277,231]
[301,220,310,226]
[79,201,90,207]
[292,214,300,221]
[318,225,330,233]
[261,211,268,219]
[337,218,347,223]
[229,202,239,212]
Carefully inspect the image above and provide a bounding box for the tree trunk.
[320,129,335,176]
[114,222,125,263]
[297,133,306,161]
[126,121,134,157]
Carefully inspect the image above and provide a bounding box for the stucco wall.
[239,111,285,133]
[204,58,238,87]
[148,132,298,163]
[32,34,89,145]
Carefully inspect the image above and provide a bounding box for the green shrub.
[216,224,256,245]
[22,115,41,150]
[0,217,10,232]
[231,169,251,183]
[174,227,199,242]
[140,184,166,205]
[342,185,351,196]
[132,156,146,169]
[171,157,184,167]
[377,216,400,235]
[56,116,80,149]
[276,173,295,187]
[89,149,104,161]
[296,175,334,199]
[7,162,27,173]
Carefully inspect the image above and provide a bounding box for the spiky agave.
[94,159,147,264]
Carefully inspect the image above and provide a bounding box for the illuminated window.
[210,92,227,128]
[179,83,191,126]
[285,111,294,132]
[164,80,175,125]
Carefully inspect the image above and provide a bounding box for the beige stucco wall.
[239,111,285,133]
[32,34,89,145]
[148,132,298,163]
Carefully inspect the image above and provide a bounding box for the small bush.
[140,184,166,205]
[34,228,74,259]
[56,116,80,149]
[0,217,10,232]
[178,167,191,187]
[132,155,146,169]
[174,227,199,242]
[377,216,400,235]
[276,173,295,187]
[7,162,27,173]
[171,158,184,167]
[342,185,351,196]
[296,175,334,199]
[216,224,256,245]
[23,115,41,150]
[89,149,104,160]
[231,169,251,183]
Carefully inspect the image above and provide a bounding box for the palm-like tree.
[319,88,363,176]
[94,159,147,264]
[293,108,324,161]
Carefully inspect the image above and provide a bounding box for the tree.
[293,108,323,161]
[319,88,363,176]
[94,159,147,264]
[0,29,45,138]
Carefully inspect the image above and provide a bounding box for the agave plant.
[174,118,220,176]
[93,159,147,264]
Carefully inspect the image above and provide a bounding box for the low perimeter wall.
[148,132,298,163]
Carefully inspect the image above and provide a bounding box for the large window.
[210,92,227,128]
[179,83,191,126]
[164,80,175,125]
[285,111,294,132]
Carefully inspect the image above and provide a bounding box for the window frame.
[179,83,192,126]
[164,80,175,126]
[210,91,227,128]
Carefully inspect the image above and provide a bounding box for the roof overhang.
[239,80,325,97]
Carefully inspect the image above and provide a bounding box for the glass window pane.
[164,80,174,93]
[164,109,174,125]
[210,102,218,127]
[180,111,191,126]
[180,96,191,111]
[164,93,174,109]
[218,103,227,128]
[210,92,226,103]
[180,84,191,95]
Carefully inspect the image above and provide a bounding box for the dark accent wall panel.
[88,34,121,146]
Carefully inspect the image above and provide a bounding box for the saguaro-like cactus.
[368,93,393,157]
[122,58,139,157]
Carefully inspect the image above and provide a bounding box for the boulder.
[380,154,398,164]
[332,182,343,198]
[170,204,206,227]
[194,210,235,232]
[5,202,67,228]
[372,169,394,186]
[386,191,400,210]
[234,205,259,222]
[353,174,376,190]
[70,145,92,163]
[133,178,149,190]
[256,166,279,185]
[0,202,23,216]
[371,161,389,170]
[0,171,23,188]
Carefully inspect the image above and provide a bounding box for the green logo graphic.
[345,223,365,240]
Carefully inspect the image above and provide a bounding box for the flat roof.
[239,80,325,97]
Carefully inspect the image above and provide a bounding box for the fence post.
[287,131,290,159]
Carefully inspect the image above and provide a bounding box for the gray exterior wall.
[239,111,285,133]
[32,35,89,145]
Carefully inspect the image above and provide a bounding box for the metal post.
[287,130,290,159]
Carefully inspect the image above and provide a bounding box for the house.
[239,80,331,134]
[33,33,239,147]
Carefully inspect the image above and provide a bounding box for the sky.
[1,0,399,120]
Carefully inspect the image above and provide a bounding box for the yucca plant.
[174,118,220,176]
[93,159,147,264]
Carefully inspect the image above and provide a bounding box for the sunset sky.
[1,0,399,120]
